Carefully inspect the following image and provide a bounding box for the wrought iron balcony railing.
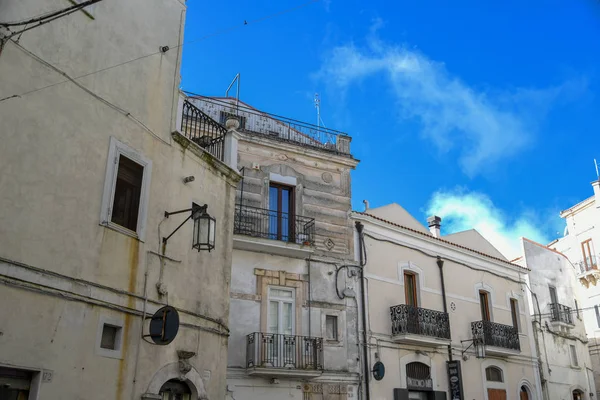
[550,303,574,325]
[246,332,324,371]
[187,96,352,155]
[471,320,520,351]
[390,304,451,339]
[181,100,227,161]
[234,204,315,244]
[575,255,598,274]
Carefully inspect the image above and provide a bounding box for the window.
[159,380,192,400]
[549,286,558,304]
[100,324,119,350]
[404,272,418,307]
[510,298,520,331]
[269,183,295,242]
[96,316,124,358]
[100,137,151,239]
[575,299,580,319]
[479,291,491,321]
[485,366,503,382]
[326,315,338,341]
[570,345,579,367]
[596,305,600,328]
[267,287,295,335]
[582,239,596,270]
[111,156,143,231]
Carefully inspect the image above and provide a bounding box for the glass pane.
[111,156,143,231]
[283,303,293,334]
[326,315,337,340]
[268,301,279,333]
[100,325,118,350]
[271,289,293,298]
[269,186,278,239]
[269,186,278,211]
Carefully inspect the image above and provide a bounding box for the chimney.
[427,216,441,238]
[593,180,600,208]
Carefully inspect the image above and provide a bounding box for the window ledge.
[324,340,343,347]
[100,222,144,242]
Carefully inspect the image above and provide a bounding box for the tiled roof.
[353,211,527,270]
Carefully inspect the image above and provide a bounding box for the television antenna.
[595,159,599,179]
[314,93,326,131]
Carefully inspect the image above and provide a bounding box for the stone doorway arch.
[142,362,208,400]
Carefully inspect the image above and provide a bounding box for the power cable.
[1,0,102,27]
[0,0,321,104]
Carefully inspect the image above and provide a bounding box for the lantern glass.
[476,338,486,359]
[192,205,216,252]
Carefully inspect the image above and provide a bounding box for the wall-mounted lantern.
[163,203,215,252]
[461,337,485,360]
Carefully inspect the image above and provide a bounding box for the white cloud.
[316,37,571,176]
[426,189,552,259]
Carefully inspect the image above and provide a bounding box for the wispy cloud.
[316,32,581,176]
[426,189,557,259]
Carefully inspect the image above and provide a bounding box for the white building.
[0,2,240,399]
[190,96,362,400]
[515,238,594,400]
[351,204,541,400]
[549,179,600,397]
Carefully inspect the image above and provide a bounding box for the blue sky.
[181,0,600,258]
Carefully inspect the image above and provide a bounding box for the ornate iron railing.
[550,303,574,325]
[181,100,226,161]
[246,332,324,370]
[390,304,451,339]
[575,255,598,274]
[233,204,315,244]
[471,320,520,351]
[187,96,352,155]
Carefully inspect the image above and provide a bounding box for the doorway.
[520,386,529,400]
[573,389,584,400]
[159,379,192,400]
[487,388,507,400]
[0,367,31,400]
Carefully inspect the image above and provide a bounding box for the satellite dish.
[145,306,180,345]
[372,361,385,381]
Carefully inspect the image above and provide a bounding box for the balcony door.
[479,291,491,321]
[269,183,295,242]
[582,239,596,270]
[267,287,295,367]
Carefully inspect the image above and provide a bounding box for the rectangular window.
[404,272,418,307]
[326,315,338,341]
[510,298,519,331]
[100,137,152,239]
[267,287,295,335]
[479,291,491,321]
[582,239,596,270]
[575,299,580,319]
[96,317,124,359]
[268,183,295,242]
[100,324,119,350]
[549,286,558,304]
[570,345,579,367]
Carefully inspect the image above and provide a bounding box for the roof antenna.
[314,93,321,130]
[226,73,240,115]
[595,159,599,179]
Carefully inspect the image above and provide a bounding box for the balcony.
[187,96,352,156]
[471,320,520,356]
[575,255,599,287]
[246,332,323,378]
[180,100,227,161]
[550,303,574,327]
[233,204,315,257]
[390,304,451,347]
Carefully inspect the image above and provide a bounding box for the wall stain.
[116,236,140,400]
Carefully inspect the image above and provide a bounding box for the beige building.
[549,179,600,398]
[0,1,240,399]
[515,238,594,400]
[351,204,541,400]
[190,96,361,400]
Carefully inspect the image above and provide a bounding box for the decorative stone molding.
[177,351,196,375]
[144,362,208,400]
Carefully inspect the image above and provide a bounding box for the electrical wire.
[0,0,321,104]
[1,0,102,27]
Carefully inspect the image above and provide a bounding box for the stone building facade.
[351,204,541,400]
[515,238,594,400]
[0,1,239,399]
[190,96,361,400]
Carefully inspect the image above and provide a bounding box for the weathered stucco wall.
[0,1,238,399]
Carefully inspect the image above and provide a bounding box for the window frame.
[100,137,152,240]
[266,286,296,335]
[569,344,579,367]
[404,271,418,307]
[479,290,491,321]
[510,298,520,332]
[268,182,296,242]
[95,315,124,359]
[581,238,596,270]
[485,366,504,382]
[325,315,338,341]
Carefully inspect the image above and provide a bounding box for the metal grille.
[390,304,451,339]
[233,203,315,244]
[246,332,324,371]
[181,100,226,161]
[471,320,520,351]
[550,303,574,325]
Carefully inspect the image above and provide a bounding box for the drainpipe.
[436,256,452,362]
[355,221,370,400]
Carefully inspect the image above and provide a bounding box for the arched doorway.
[520,385,530,400]
[159,379,192,400]
[573,389,584,400]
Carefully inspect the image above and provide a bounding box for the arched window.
[406,362,432,390]
[485,366,503,382]
[159,379,191,400]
